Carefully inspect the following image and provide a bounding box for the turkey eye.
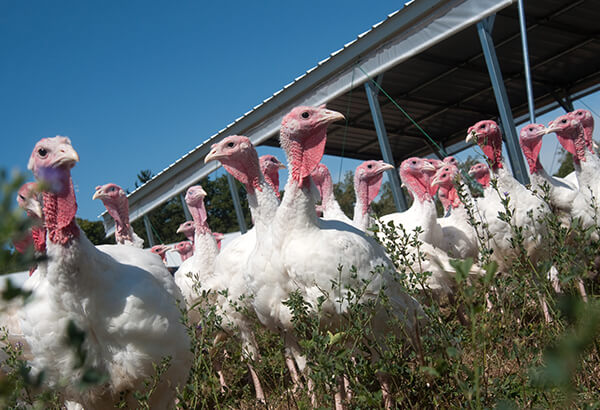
[227,142,234,147]
[561,119,567,124]
[38,148,47,157]
[367,164,372,169]
[301,112,310,119]
[412,161,417,164]
[529,128,533,132]
[479,124,485,129]
[18,194,25,200]
[442,174,446,178]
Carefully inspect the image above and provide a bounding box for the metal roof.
[101,0,600,235]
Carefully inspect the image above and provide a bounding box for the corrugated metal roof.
[101,0,600,235]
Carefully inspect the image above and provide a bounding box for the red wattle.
[299,128,327,181]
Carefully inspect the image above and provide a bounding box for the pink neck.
[480,134,504,171]
[438,184,461,212]
[318,174,334,211]
[264,172,280,199]
[477,173,491,188]
[188,202,211,235]
[179,248,193,261]
[102,199,132,243]
[42,174,80,245]
[283,127,328,188]
[223,158,262,196]
[355,175,383,216]
[402,173,431,203]
[583,127,595,154]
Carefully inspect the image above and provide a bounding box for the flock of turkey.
[5,104,598,408]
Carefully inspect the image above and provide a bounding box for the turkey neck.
[102,200,132,243]
[187,202,218,262]
[263,171,280,199]
[42,172,79,246]
[246,178,279,237]
[353,177,380,231]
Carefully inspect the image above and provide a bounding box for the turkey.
[352,160,394,231]
[20,136,191,409]
[379,158,444,247]
[466,120,552,321]
[259,154,285,198]
[310,163,353,225]
[465,120,550,267]
[174,241,193,262]
[13,182,45,272]
[176,220,195,243]
[173,185,219,318]
[547,114,600,235]
[212,232,225,250]
[468,162,491,189]
[431,165,479,260]
[205,135,289,402]
[519,123,577,218]
[93,183,144,248]
[150,244,170,263]
[244,105,425,409]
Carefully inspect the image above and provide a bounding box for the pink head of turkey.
[92,183,132,243]
[468,162,491,188]
[423,158,444,196]
[17,182,42,220]
[399,157,436,202]
[176,220,195,242]
[28,136,80,245]
[546,114,586,164]
[443,156,458,167]
[205,135,262,194]
[174,241,194,261]
[568,109,594,153]
[259,154,285,198]
[518,123,546,174]
[150,244,170,262]
[279,105,344,187]
[212,232,225,250]
[185,185,211,234]
[354,160,394,215]
[431,165,461,211]
[466,120,503,170]
[310,163,333,205]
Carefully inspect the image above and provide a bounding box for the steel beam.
[364,78,408,211]
[226,173,248,234]
[518,0,536,123]
[477,15,530,185]
[143,215,156,247]
[179,193,192,221]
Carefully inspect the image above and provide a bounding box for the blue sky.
[2,1,599,222]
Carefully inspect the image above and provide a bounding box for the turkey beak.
[197,186,208,198]
[205,145,224,164]
[317,109,345,126]
[28,198,43,219]
[55,144,80,168]
[176,225,185,234]
[431,174,442,187]
[278,162,286,169]
[377,163,395,174]
[468,169,476,177]
[465,130,478,144]
[422,162,436,172]
[92,188,105,201]
[544,122,562,134]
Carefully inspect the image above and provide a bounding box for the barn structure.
[100,0,600,244]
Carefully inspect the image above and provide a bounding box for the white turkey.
[310,163,353,225]
[466,120,552,321]
[20,136,192,409]
[431,164,479,260]
[244,105,425,409]
[352,160,394,231]
[92,183,144,248]
[205,136,288,401]
[176,220,195,243]
[518,123,576,218]
[174,241,193,262]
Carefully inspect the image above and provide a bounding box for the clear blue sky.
[2,1,599,222]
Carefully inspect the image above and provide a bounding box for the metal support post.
[180,193,192,221]
[518,0,535,123]
[365,77,408,211]
[477,15,530,185]
[226,173,248,234]
[143,214,156,247]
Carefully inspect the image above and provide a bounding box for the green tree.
[554,149,574,178]
[77,218,114,245]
